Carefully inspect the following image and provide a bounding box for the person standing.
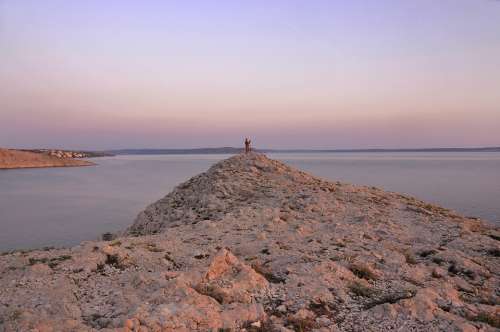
[244,138,251,153]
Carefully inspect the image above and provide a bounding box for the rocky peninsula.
[0,153,498,331]
[20,149,114,159]
[0,148,94,169]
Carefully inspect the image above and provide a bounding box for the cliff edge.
[0,153,498,331]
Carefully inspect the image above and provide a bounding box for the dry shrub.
[252,263,286,284]
[286,316,318,332]
[349,262,378,280]
[349,281,377,298]
[404,250,417,265]
[472,311,500,328]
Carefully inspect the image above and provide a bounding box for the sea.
[1,152,499,251]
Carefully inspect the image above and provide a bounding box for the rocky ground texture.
[1,153,499,331]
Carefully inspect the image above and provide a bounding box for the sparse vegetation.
[95,262,105,273]
[447,262,476,279]
[252,263,286,284]
[418,249,437,258]
[403,250,417,265]
[349,281,377,297]
[332,241,346,248]
[432,256,444,265]
[194,284,224,304]
[9,310,22,321]
[164,253,181,269]
[448,263,459,275]
[94,254,125,272]
[286,315,318,332]
[145,243,164,252]
[28,257,48,265]
[51,255,72,268]
[28,255,71,268]
[308,300,336,318]
[487,248,500,257]
[349,262,378,280]
[105,254,121,268]
[194,253,210,259]
[48,261,59,269]
[242,319,278,332]
[364,289,416,309]
[488,233,500,241]
[472,311,500,328]
[95,254,126,272]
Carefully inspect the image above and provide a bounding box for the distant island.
[109,146,500,155]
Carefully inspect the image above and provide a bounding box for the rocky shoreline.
[0,153,498,331]
[21,149,114,159]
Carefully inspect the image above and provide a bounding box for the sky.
[1,0,499,150]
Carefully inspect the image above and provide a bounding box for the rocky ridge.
[0,152,499,331]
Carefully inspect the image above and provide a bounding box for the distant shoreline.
[0,149,94,170]
[108,146,500,155]
[5,146,500,158]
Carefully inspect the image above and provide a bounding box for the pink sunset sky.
[1,0,499,150]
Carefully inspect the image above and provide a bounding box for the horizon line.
[106,146,500,153]
[7,146,500,153]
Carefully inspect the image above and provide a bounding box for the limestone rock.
[1,152,498,331]
[196,248,269,304]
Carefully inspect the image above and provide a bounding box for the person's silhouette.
[244,138,251,153]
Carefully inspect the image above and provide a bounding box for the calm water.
[1,152,499,251]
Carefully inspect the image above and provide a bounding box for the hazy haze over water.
[0,152,499,251]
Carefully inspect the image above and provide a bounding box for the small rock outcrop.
[1,152,499,331]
